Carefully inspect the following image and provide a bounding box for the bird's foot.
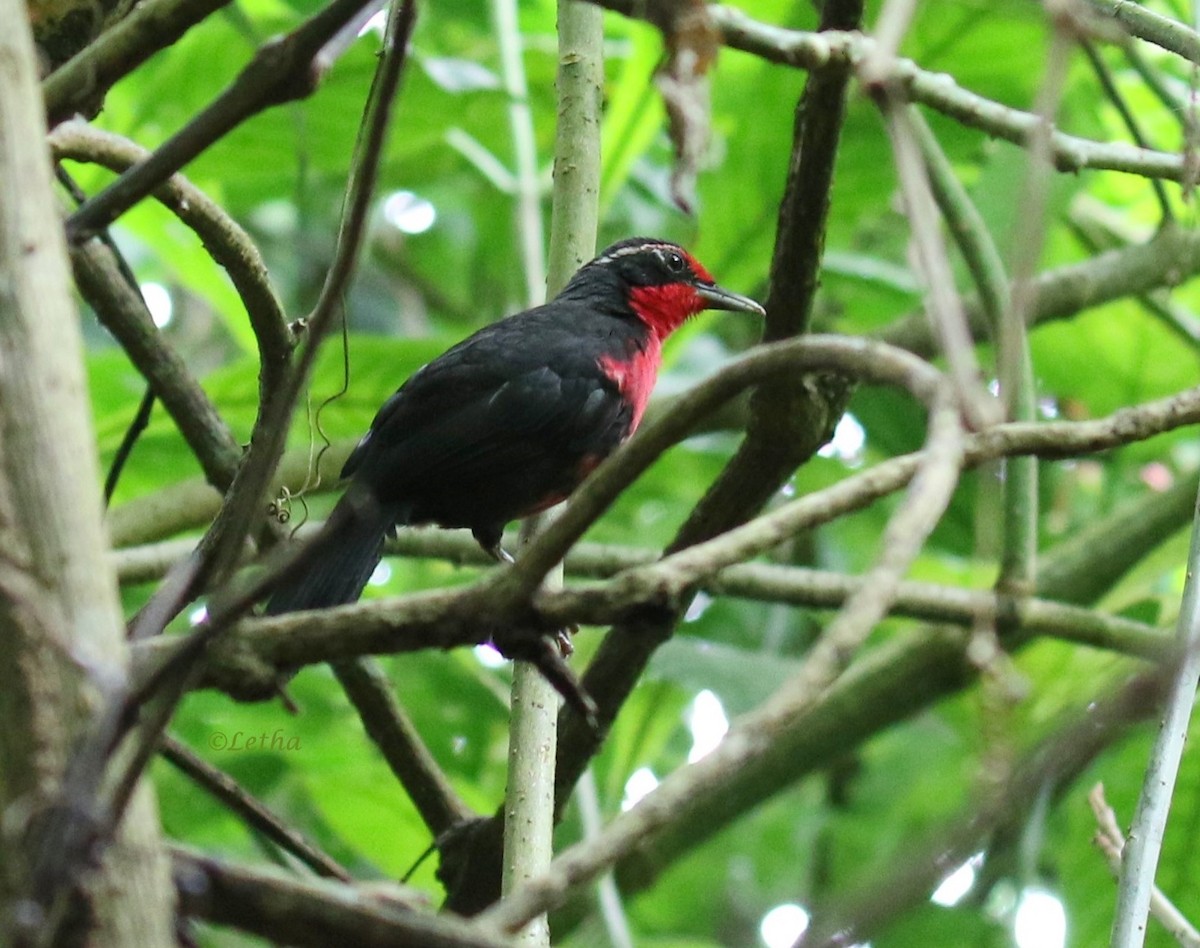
[493,629,598,734]
[553,624,576,658]
[472,526,514,565]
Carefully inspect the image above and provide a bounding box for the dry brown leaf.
[646,0,719,213]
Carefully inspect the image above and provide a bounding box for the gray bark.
[0,2,175,943]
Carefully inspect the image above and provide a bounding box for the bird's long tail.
[266,487,401,615]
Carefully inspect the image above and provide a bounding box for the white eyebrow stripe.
[592,242,677,266]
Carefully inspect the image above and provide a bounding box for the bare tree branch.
[51,122,293,381]
[115,530,1171,662]
[1090,784,1200,948]
[64,0,382,241]
[42,0,234,125]
[0,5,174,941]
[880,224,1200,356]
[1080,0,1200,65]
[586,3,1186,181]
[71,237,244,491]
[172,846,510,948]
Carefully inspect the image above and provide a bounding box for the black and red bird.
[267,237,763,615]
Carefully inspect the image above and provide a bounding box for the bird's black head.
[564,237,764,339]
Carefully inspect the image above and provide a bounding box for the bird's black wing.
[342,314,633,525]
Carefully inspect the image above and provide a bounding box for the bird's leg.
[473,524,577,656]
[473,525,593,726]
[551,625,575,657]
[472,525,514,565]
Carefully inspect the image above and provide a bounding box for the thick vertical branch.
[0,4,174,944]
[501,1,604,941]
[491,0,553,934]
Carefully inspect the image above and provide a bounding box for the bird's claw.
[554,624,577,658]
[494,630,598,734]
[274,677,300,715]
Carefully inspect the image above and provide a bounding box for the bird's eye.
[663,250,686,273]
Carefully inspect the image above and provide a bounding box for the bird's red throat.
[627,282,704,340]
[596,282,703,435]
[597,282,705,434]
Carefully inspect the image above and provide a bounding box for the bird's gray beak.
[695,282,766,316]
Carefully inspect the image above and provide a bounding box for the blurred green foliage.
[77,0,1200,944]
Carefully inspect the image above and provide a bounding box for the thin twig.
[1124,41,1191,122]
[1065,208,1200,353]
[159,734,352,881]
[1081,38,1174,221]
[1004,9,1071,418]
[493,0,546,307]
[1089,784,1200,948]
[907,109,1006,328]
[880,223,1200,357]
[71,238,244,490]
[105,386,156,505]
[795,672,1167,947]
[878,99,998,429]
[905,105,1037,600]
[575,769,633,948]
[1112,478,1200,946]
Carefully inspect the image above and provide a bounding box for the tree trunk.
[0,1,175,943]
